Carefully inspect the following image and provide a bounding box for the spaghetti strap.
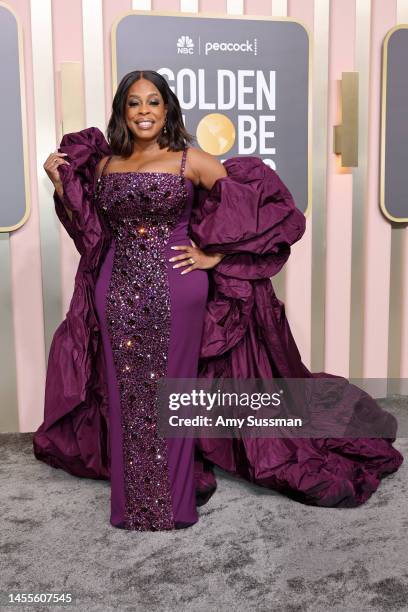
[97,155,113,180]
[179,146,188,177]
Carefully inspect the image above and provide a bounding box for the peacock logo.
[177,35,195,55]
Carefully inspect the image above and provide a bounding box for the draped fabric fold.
[189,155,306,279]
[33,126,403,510]
[188,156,307,363]
[34,128,112,479]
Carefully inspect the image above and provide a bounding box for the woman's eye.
[128,100,160,106]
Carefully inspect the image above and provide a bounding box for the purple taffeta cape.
[33,127,403,509]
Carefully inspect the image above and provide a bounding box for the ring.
[189,257,195,265]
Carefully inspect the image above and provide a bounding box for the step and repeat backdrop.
[113,12,310,214]
[0,0,407,432]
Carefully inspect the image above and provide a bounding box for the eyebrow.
[128,93,159,99]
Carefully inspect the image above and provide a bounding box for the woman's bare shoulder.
[186,145,224,168]
[186,146,227,190]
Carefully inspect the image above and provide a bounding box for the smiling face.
[125,78,168,144]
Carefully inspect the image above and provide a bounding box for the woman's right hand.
[43,150,70,198]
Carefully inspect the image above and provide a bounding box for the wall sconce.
[333,72,359,167]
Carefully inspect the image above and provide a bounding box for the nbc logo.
[177,35,195,55]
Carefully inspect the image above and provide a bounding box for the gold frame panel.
[0,1,31,233]
[380,23,408,223]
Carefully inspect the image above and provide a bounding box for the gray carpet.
[1,400,408,612]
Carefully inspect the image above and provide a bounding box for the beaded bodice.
[94,149,189,238]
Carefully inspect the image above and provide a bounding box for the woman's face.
[125,78,168,144]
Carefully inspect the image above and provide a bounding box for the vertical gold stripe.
[349,0,371,378]
[61,62,85,134]
[311,0,330,371]
[82,0,106,130]
[388,1,408,393]
[59,61,84,320]
[0,234,19,431]
[30,0,62,357]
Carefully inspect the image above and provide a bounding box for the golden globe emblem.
[196,113,236,155]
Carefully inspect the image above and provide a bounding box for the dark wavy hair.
[107,70,195,157]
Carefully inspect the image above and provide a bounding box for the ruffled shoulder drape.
[190,156,306,280]
[33,127,112,479]
[53,127,112,263]
[188,157,307,365]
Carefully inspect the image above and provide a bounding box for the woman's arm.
[188,146,228,191]
[189,147,228,266]
[95,156,110,182]
[54,181,73,222]
[44,151,73,221]
[50,154,110,224]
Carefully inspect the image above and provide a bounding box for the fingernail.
[168,258,174,262]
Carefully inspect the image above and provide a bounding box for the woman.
[33,70,403,531]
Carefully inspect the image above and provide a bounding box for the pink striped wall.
[325,0,355,376]
[103,0,130,123]
[285,0,314,368]
[52,0,84,316]
[201,0,227,14]
[154,0,182,10]
[1,0,406,432]
[8,0,46,432]
[363,0,395,378]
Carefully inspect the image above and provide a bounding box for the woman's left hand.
[169,239,224,275]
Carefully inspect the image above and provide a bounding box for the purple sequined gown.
[93,148,208,530]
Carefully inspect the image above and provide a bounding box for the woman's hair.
[107,70,195,157]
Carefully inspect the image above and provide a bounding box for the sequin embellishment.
[95,156,188,530]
